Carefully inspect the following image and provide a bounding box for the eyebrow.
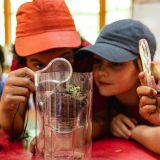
[61,51,73,57]
[28,58,42,62]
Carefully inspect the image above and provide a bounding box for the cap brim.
[78,43,138,63]
[15,31,81,56]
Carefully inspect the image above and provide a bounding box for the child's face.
[93,55,139,97]
[26,48,74,71]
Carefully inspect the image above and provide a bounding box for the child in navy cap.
[78,19,160,155]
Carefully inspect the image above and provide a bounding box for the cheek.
[26,62,37,71]
[115,72,139,91]
[93,70,99,83]
[69,58,74,67]
[26,62,33,70]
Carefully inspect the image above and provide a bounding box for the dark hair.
[0,45,5,69]
[12,45,26,65]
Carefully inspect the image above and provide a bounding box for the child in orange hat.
[0,0,108,147]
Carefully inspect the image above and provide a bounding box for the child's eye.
[112,62,123,67]
[63,56,73,62]
[35,63,45,70]
[93,58,101,65]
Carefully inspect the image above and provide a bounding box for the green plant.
[66,84,80,96]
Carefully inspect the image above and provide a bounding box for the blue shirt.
[0,73,8,97]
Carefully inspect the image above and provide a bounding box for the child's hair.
[12,45,26,65]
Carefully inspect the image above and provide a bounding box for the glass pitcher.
[34,58,92,160]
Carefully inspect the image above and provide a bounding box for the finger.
[5,77,35,92]
[137,86,157,97]
[5,86,31,98]
[117,120,132,138]
[111,124,130,139]
[30,137,37,154]
[138,72,147,86]
[131,118,138,125]
[9,67,35,82]
[2,94,28,107]
[139,105,157,116]
[112,116,132,138]
[121,116,135,129]
[112,129,124,138]
[139,96,157,107]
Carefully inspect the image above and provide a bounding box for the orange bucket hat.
[15,0,81,56]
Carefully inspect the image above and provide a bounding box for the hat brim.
[78,43,138,63]
[15,31,81,56]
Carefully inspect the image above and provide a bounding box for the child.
[78,19,160,154]
[0,0,107,144]
[137,71,160,125]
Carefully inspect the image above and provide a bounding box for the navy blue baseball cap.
[78,19,156,62]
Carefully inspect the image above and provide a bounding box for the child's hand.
[110,113,136,139]
[137,72,160,125]
[30,134,44,155]
[137,85,160,125]
[30,136,37,154]
[0,67,35,137]
[0,67,35,113]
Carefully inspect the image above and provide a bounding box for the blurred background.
[0,0,160,71]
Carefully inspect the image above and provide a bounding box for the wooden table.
[0,129,159,160]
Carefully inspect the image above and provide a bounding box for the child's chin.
[99,90,114,97]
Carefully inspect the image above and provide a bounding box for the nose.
[97,63,110,76]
